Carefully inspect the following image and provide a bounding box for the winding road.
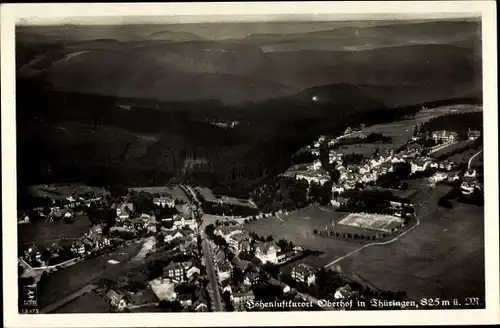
[468,149,483,169]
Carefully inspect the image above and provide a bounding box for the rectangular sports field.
[338,213,404,233]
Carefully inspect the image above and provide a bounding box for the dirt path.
[324,216,421,269]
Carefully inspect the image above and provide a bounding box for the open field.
[53,291,110,313]
[338,213,404,233]
[414,104,482,120]
[128,185,190,202]
[37,242,142,308]
[149,279,176,301]
[334,179,484,301]
[447,147,483,168]
[131,236,156,263]
[245,206,362,267]
[337,104,483,156]
[196,186,256,208]
[18,215,91,248]
[364,186,418,201]
[26,184,108,200]
[429,140,475,159]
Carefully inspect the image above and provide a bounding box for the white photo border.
[2,1,498,327]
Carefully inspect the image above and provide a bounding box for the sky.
[18,13,479,26]
[16,14,480,40]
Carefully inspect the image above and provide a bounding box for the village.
[17,109,484,313]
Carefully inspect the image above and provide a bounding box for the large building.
[431,130,458,143]
[291,263,316,286]
[467,129,481,141]
[254,242,280,264]
[162,262,185,283]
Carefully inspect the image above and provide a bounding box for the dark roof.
[234,290,254,298]
[104,289,125,302]
[254,242,278,254]
[218,260,232,272]
[163,262,183,272]
[292,263,315,276]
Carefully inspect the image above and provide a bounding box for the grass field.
[447,147,483,167]
[18,215,91,248]
[338,213,404,233]
[196,186,255,208]
[53,291,110,313]
[37,242,142,308]
[27,184,108,200]
[429,140,475,159]
[333,179,484,302]
[245,206,361,267]
[128,185,190,203]
[337,104,483,157]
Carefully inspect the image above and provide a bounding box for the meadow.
[18,215,91,249]
[37,242,142,308]
[338,104,483,157]
[334,180,484,302]
[245,205,362,267]
[53,291,110,313]
[27,184,108,200]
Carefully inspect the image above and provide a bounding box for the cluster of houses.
[212,223,298,265]
[19,193,104,225]
[22,224,112,268]
[460,168,482,196]
[283,124,480,210]
[289,262,356,300]
[147,250,208,311]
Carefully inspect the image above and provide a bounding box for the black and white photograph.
[2,2,499,327]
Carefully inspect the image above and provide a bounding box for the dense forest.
[16,77,482,198]
[418,112,483,137]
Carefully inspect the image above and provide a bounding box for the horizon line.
[16,13,481,26]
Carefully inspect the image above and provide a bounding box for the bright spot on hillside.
[312,95,319,102]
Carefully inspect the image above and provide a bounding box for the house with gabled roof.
[233,290,255,305]
[104,289,129,311]
[116,203,134,221]
[254,242,280,264]
[291,263,316,286]
[334,284,353,300]
[181,260,201,280]
[217,260,233,282]
[243,271,260,286]
[162,262,185,283]
[163,229,184,244]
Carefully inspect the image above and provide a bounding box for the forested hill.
[16,78,482,197]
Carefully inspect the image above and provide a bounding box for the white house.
[334,285,354,300]
[309,159,323,171]
[217,260,232,282]
[461,181,476,195]
[429,162,439,169]
[429,172,448,183]
[331,184,345,195]
[116,203,134,220]
[254,242,280,264]
[153,197,176,208]
[464,169,477,178]
[104,290,129,311]
[358,164,371,175]
[164,230,184,243]
[432,130,458,143]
